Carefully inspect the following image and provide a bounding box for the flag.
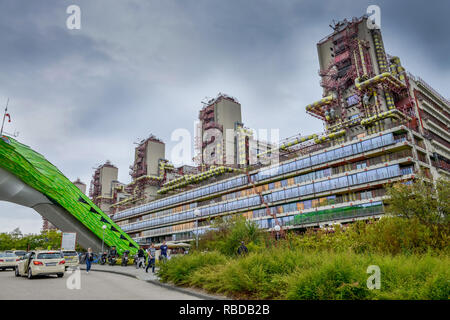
[5,113,10,122]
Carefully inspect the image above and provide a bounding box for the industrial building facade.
[102,15,448,245]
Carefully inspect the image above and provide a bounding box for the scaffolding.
[305,15,419,139]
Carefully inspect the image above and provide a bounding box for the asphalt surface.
[0,268,201,300]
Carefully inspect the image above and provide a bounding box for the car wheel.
[27,268,33,279]
[57,273,64,278]
[15,267,20,277]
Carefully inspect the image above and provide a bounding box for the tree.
[0,229,63,251]
[385,177,449,226]
[0,233,14,250]
[10,227,22,239]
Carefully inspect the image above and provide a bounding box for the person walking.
[237,241,248,256]
[145,243,156,273]
[159,241,168,262]
[137,246,145,269]
[85,248,94,273]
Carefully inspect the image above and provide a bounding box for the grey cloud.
[0,0,448,233]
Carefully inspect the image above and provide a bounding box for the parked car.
[61,250,79,269]
[15,250,65,279]
[0,251,20,270]
[13,250,27,258]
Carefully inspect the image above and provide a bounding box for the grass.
[157,216,449,300]
[159,249,449,300]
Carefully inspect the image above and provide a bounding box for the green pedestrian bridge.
[0,135,138,254]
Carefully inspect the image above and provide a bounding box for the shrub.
[196,215,268,256]
[158,212,449,299]
[158,251,227,285]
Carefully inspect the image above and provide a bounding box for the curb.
[79,266,222,300]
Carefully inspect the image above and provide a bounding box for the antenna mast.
[0,98,10,136]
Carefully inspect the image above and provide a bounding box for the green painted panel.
[293,203,383,225]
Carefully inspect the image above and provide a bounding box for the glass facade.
[122,163,411,233]
[114,132,399,221]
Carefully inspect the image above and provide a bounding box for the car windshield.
[14,251,26,256]
[62,251,77,257]
[0,252,17,258]
[37,252,63,259]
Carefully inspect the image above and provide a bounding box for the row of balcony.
[120,163,410,233]
[114,131,404,221]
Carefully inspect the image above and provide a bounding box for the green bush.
[158,251,227,285]
[196,216,268,256]
[158,210,449,300]
[285,257,371,299]
[162,248,449,300]
[285,217,449,255]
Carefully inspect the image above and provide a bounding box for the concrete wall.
[215,98,242,165]
[100,166,118,198]
[146,140,165,176]
[73,181,86,195]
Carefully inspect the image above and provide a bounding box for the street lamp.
[194,209,200,249]
[101,224,107,253]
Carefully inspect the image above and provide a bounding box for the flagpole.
[0,98,9,136]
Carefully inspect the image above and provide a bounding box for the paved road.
[0,269,201,300]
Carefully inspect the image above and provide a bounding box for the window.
[272,191,283,202]
[382,133,394,146]
[249,196,260,206]
[354,172,365,184]
[387,164,400,177]
[314,181,324,193]
[303,157,311,167]
[352,143,362,154]
[401,166,414,175]
[290,187,299,199]
[371,136,382,149]
[315,169,324,180]
[343,145,353,157]
[303,200,312,209]
[37,252,63,259]
[361,139,372,152]
[310,155,319,166]
[318,152,328,164]
[337,176,348,188]
[289,161,297,172]
[356,161,367,170]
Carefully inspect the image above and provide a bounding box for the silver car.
[0,252,19,270]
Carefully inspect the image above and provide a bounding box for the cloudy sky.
[0,0,449,234]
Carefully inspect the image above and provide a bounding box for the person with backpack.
[159,241,168,261]
[237,241,248,255]
[85,248,94,273]
[137,246,146,269]
[145,243,156,273]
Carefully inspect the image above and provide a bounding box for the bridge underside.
[0,167,104,252]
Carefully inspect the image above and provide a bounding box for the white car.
[61,250,79,269]
[15,250,65,279]
[0,252,19,270]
